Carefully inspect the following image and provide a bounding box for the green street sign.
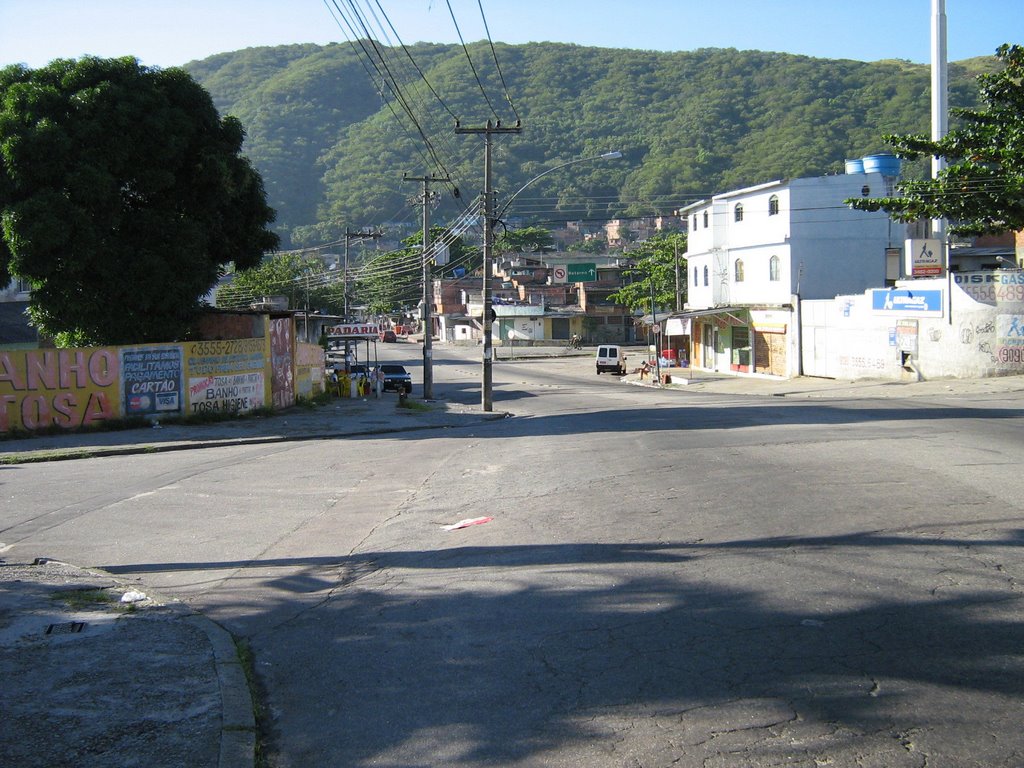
[567,263,597,282]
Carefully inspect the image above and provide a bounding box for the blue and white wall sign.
[871,288,944,317]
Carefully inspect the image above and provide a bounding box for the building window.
[703,210,709,228]
[769,255,780,281]
[734,259,744,282]
[734,203,743,222]
[768,195,780,216]
[693,266,698,286]
[16,276,32,293]
[692,214,698,230]
[703,265,709,286]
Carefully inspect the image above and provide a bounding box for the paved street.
[3,344,1024,767]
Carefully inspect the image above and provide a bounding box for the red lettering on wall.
[59,350,88,389]
[26,351,58,390]
[52,392,77,428]
[0,394,16,430]
[0,353,25,390]
[81,391,112,426]
[21,395,50,430]
[89,350,116,387]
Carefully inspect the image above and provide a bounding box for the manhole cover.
[46,621,87,635]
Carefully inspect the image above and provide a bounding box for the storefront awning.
[677,307,749,327]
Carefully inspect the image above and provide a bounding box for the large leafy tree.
[215,252,343,315]
[609,232,687,313]
[0,56,279,345]
[849,44,1024,235]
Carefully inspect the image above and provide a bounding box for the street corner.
[0,557,245,768]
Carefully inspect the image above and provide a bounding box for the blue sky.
[2,0,1022,70]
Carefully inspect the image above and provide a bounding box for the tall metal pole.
[931,0,948,247]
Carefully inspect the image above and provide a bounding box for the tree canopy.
[215,252,343,315]
[0,56,279,345]
[609,232,687,313]
[849,44,1024,235]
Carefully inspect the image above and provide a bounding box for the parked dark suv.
[379,364,413,394]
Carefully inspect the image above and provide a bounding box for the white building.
[680,171,906,376]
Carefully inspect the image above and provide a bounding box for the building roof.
[0,301,36,345]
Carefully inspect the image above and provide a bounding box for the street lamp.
[479,150,623,411]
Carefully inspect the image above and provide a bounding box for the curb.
[185,616,256,768]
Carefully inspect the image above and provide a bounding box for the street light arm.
[495,151,622,221]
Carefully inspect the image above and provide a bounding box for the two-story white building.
[680,170,906,376]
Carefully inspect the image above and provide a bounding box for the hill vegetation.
[184,42,999,249]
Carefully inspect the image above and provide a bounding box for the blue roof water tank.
[862,153,901,176]
[845,158,865,174]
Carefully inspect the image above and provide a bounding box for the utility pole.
[456,120,521,412]
[674,239,682,312]
[403,173,449,400]
[343,227,381,373]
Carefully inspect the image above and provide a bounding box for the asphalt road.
[4,344,1023,767]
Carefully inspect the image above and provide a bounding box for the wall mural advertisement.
[0,347,120,431]
[121,346,183,417]
[184,338,268,415]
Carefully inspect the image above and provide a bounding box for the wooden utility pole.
[455,120,521,412]
[403,173,449,400]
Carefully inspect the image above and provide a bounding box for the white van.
[595,344,627,375]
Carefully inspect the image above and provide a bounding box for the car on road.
[595,344,627,375]
[380,329,398,343]
[379,364,413,394]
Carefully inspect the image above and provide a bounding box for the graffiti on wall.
[270,318,295,409]
[185,338,267,415]
[997,314,1024,364]
[0,348,119,431]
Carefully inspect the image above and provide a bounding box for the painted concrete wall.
[1,331,326,434]
[803,272,1024,381]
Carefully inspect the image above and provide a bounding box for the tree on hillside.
[848,44,1024,235]
[609,232,687,313]
[495,226,554,254]
[0,56,279,345]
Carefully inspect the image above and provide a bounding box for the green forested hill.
[184,42,998,249]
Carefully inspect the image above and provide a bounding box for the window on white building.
[693,266,698,286]
[703,265,709,286]
[734,203,743,222]
[769,255,780,281]
[734,259,744,282]
[768,195,780,216]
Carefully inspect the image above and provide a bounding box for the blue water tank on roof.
[845,158,865,174]
[862,153,901,176]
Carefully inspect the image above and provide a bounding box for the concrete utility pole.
[343,228,381,373]
[403,173,449,400]
[455,120,522,412]
[931,0,948,246]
